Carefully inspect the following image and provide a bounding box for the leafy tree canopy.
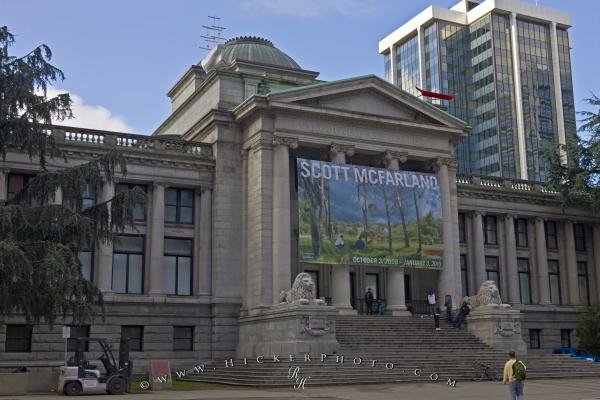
[576,307,600,356]
[547,94,600,214]
[0,26,145,327]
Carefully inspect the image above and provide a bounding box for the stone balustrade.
[51,125,212,158]
[456,173,558,194]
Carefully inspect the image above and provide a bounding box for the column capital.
[503,213,516,222]
[272,136,298,149]
[431,157,458,171]
[0,166,10,174]
[200,186,213,195]
[470,210,486,218]
[329,143,355,159]
[383,150,408,167]
[152,181,168,189]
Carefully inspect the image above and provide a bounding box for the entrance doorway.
[404,274,411,303]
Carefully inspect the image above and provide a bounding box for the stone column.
[198,187,212,295]
[510,12,528,180]
[329,143,356,314]
[96,179,114,292]
[504,214,520,305]
[564,220,579,305]
[0,167,8,201]
[148,182,165,295]
[384,151,410,315]
[593,225,600,305]
[472,211,487,289]
[436,158,458,307]
[550,21,567,164]
[535,218,551,304]
[272,137,298,304]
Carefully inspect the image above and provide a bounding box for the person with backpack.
[503,351,526,400]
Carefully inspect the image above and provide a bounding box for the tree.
[576,307,600,356]
[546,95,600,214]
[0,26,144,327]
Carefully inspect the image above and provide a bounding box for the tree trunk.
[412,187,422,255]
[381,186,393,255]
[394,187,410,248]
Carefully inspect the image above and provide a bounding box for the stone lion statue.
[280,273,324,305]
[467,280,510,309]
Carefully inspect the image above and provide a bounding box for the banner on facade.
[297,158,443,269]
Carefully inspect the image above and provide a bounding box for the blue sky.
[3,0,599,135]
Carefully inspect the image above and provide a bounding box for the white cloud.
[46,88,135,133]
[243,0,379,17]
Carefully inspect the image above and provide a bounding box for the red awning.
[415,87,454,101]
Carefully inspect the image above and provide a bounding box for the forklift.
[57,337,132,396]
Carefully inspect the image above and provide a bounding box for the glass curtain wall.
[557,29,576,141]
[517,19,556,182]
[397,35,420,97]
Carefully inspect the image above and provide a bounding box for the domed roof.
[201,36,301,72]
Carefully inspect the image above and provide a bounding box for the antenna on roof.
[200,16,227,52]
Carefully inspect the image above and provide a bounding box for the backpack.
[512,360,526,381]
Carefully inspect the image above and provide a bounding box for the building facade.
[0,30,598,386]
[379,0,576,181]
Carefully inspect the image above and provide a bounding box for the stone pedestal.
[237,305,340,358]
[467,306,527,354]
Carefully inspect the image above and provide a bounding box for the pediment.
[266,75,468,131]
[294,89,440,125]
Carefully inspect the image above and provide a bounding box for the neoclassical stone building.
[1,36,599,382]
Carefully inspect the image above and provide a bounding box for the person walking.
[427,289,436,316]
[503,351,526,400]
[364,288,374,315]
[444,294,453,323]
[453,298,471,329]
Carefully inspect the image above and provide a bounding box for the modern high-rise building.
[379,0,575,181]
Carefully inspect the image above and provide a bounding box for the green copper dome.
[201,36,301,71]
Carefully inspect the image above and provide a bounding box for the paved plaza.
[19,378,600,400]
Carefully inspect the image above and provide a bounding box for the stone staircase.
[180,315,600,387]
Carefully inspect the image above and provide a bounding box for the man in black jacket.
[365,288,374,315]
[453,298,471,329]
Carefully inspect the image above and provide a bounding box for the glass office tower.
[379,0,575,181]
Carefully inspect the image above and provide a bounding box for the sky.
[3,0,599,135]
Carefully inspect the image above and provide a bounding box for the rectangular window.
[577,261,590,305]
[173,326,194,351]
[485,256,500,291]
[5,325,32,352]
[515,218,528,248]
[458,213,466,243]
[165,188,194,224]
[548,259,561,305]
[529,329,541,349]
[67,326,90,352]
[112,235,144,294]
[116,183,146,221]
[305,270,320,299]
[79,247,94,282]
[574,223,586,251]
[460,254,469,297]
[545,221,557,249]
[517,258,532,304]
[7,174,34,200]
[484,216,497,245]
[121,326,143,352]
[560,329,571,348]
[164,238,193,295]
[81,183,96,210]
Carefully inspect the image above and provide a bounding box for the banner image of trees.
[297,158,443,269]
